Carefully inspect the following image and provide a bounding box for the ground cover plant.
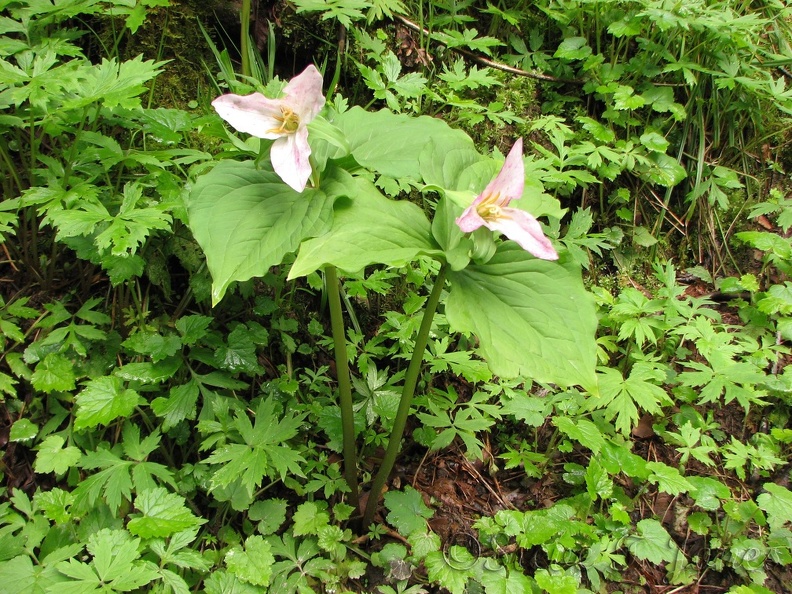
[0,0,791,593]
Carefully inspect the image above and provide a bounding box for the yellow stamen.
[475,192,503,220]
[268,106,300,135]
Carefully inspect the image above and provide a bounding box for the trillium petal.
[284,64,326,121]
[456,205,486,232]
[271,128,313,192]
[485,208,558,260]
[481,138,525,206]
[211,93,285,139]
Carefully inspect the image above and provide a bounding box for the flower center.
[476,193,503,220]
[270,106,300,135]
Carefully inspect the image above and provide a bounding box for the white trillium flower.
[456,138,558,260]
[212,64,326,192]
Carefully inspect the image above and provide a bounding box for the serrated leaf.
[641,153,686,187]
[425,549,473,594]
[0,555,66,594]
[553,417,606,454]
[9,418,38,442]
[626,519,684,565]
[74,376,142,431]
[114,357,181,383]
[34,435,81,475]
[151,380,200,430]
[757,483,792,531]
[500,395,548,426]
[249,499,288,535]
[384,486,433,536]
[31,353,76,393]
[205,398,306,494]
[122,331,182,362]
[225,535,274,587]
[688,476,731,511]
[175,315,213,345]
[128,487,206,539]
[204,570,265,594]
[57,529,159,592]
[646,462,693,495]
[293,501,330,536]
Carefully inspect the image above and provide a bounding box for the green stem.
[325,265,360,510]
[363,264,448,527]
[240,0,251,78]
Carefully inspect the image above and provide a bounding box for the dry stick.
[394,15,583,85]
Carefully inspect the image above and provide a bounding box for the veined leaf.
[187,160,336,304]
[128,487,206,539]
[74,376,142,431]
[626,519,684,565]
[446,245,598,392]
[289,176,438,278]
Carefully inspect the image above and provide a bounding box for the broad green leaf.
[446,245,597,392]
[625,519,684,565]
[425,550,474,594]
[0,555,67,594]
[225,536,274,587]
[646,461,693,495]
[34,435,81,475]
[553,417,606,454]
[336,106,475,181]
[420,141,484,193]
[187,160,335,304]
[249,499,288,535]
[151,380,200,430]
[420,140,563,220]
[31,353,76,393]
[57,529,159,593]
[292,501,330,536]
[289,176,439,278]
[9,418,37,442]
[74,376,142,431]
[640,153,686,187]
[688,476,731,511]
[384,486,434,536]
[431,194,472,271]
[757,483,792,531]
[128,487,206,539]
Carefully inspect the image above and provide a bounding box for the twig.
[394,15,583,85]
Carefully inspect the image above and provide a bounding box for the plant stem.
[240,0,251,78]
[325,265,360,510]
[362,264,448,527]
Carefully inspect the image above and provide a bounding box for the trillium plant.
[188,64,598,526]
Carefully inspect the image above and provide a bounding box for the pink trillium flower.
[456,138,558,260]
[211,64,326,192]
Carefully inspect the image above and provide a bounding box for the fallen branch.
[395,15,583,85]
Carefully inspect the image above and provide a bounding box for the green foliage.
[2,2,792,593]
